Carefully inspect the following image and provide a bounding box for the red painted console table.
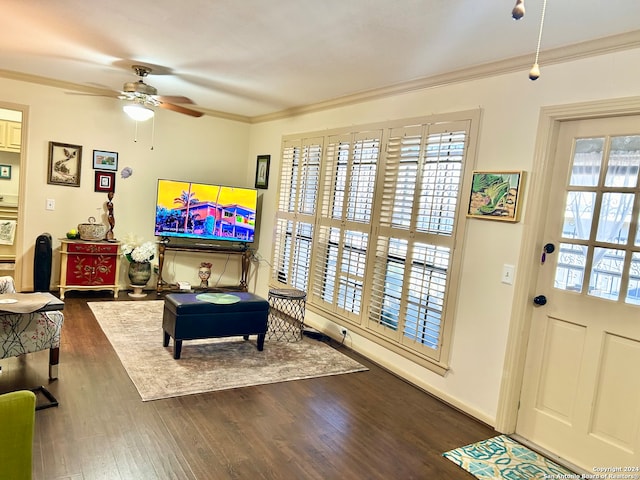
[58,239,122,299]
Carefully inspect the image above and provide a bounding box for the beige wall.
[1,45,638,428]
[0,78,251,291]
[247,47,640,425]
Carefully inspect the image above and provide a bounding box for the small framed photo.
[467,171,525,222]
[94,171,115,193]
[93,150,118,171]
[0,165,11,179]
[48,141,82,187]
[255,154,270,189]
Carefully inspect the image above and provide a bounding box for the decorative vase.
[128,261,151,298]
[198,262,212,288]
[128,261,152,288]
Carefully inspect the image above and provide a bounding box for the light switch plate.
[501,264,515,285]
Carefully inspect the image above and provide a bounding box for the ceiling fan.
[67,65,203,120]
[118,65,203,119]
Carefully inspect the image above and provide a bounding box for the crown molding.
[0,69,251,124]
[0,68,115,96]
[250,30,640,124]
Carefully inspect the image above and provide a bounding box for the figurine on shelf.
[198,262,212,288]
[105,192,115,241]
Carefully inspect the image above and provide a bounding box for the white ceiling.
[2,0,640,121]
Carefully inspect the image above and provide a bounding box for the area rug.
[88,301,367,401]
[443,435,575,479]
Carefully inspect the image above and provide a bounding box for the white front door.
[516,115,640,470]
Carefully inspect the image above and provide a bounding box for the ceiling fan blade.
[159,102,203,117]
[155,95,194,105]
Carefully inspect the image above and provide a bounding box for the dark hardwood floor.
[0,292,496,479]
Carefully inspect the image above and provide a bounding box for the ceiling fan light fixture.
[123,103,154,121]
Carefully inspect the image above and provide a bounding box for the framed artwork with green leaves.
[467,171,524,222]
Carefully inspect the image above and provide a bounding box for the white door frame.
[495,95,640,434]
[0,101,28,291]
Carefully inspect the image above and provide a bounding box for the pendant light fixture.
[511,0,548,80]
[512,0,525,19]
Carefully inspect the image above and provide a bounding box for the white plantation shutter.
[298,144,322,215]
[367,121,469,361]
[271,137,322,291]
[271,218,292,284]
[277,141,299,213]
[379,125,422,230]
[311,131,381,320]
[320,134,349,219]
[402,242,449,349]
[313,225,369,321]
[419,129,466,234]
[272,113,477,370]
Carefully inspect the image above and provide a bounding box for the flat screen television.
[154,179,258,244]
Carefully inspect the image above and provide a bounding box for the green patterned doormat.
[443,435,575,479]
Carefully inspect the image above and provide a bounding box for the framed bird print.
[48,141,83,187]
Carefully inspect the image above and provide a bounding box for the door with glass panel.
[516,115,640,470]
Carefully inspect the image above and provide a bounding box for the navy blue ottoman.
[162,292,269,359]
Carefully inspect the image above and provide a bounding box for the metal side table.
[266,288,306,342]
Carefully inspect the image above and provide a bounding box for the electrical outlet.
[341,328,348,337]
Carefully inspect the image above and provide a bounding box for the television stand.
[156,242,251,293]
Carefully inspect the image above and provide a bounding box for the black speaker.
[34,233,52,292]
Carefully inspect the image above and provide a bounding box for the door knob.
[533,295,547,306]
[541,243,555,264]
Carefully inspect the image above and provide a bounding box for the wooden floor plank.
[0,293,496,479]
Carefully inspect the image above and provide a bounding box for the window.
[272,138,321,292]
[271,112,479,370]
[555,134,640,304]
